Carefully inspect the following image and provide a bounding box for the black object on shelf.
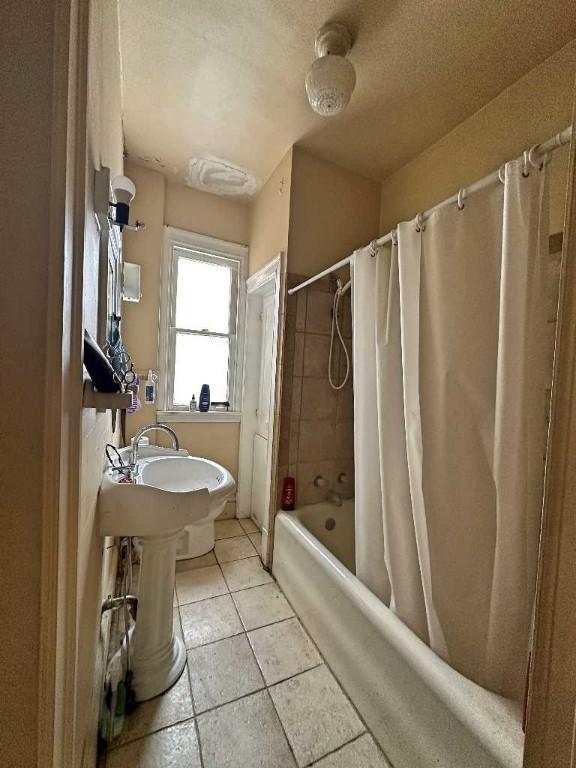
[83,329,121,393]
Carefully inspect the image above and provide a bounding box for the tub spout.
[327,489,343,507]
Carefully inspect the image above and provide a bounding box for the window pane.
[173,333,230,406]
[175,254,232,333]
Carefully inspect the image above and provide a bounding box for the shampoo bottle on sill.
[199,384,210,413]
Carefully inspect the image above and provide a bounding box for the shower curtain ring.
[369,239,379,257]
[391,229,398,246]
[522,150,530,178]
[528,144,549,171]
[498,164,506,184]
[415,213,425,232]
[457,188,466,210]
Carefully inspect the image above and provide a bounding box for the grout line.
[262,686,301,767]
[193,683,268,719]
[305,732,371,768]
[106,714,197,753]
[235,608,296,635]
[181,603,206,768]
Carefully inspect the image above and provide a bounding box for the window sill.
[156,410,242,423]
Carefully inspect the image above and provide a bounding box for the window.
[159,228,247,416]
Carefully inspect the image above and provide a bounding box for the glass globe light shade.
[112,175,136,204]
[305,54,356,117]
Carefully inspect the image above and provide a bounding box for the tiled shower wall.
[277,274,355,508]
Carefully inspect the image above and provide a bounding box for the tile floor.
[106,519,390,768]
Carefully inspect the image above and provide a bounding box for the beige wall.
[123,164,250,480]
[379,41,576,235]
[288,148,382,277]
[249,148,293,276]
[0,1,58,763]
[0,1,123,766]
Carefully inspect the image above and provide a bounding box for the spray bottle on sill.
[145,370,156,405]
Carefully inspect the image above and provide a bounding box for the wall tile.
[303,334,333,378]
[296,461,335,505]
[293,333,305,376]
[296,290,307,330]
[291,377,302,421]
[289,420,300,466]
[300,378,338,422]
[298,421,336,462]
[305,292,333,335]
[335,421,354,460]
[333,460,355,499]
[336,383,354,422]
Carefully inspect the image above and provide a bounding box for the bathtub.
[273,502,523,768]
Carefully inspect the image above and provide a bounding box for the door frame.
[523,98,576,766]
[237,255,283,561]
[37,0,90,765]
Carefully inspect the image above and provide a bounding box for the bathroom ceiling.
[119,0,576,192]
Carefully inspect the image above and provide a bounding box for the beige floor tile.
[197,690,296,768]
[188,634,264,713]
[311,734,392,767]
[232,583,294,630]
[180,594,243,649]
[214,534,257,563]
[220,556,273,592]
[214,519,244,539]
[269,665,365,767]
[248,531,263,553]
[176,551,217,572]
[112,667,194,748]
[248,618,322,685]
[239,517,259,534]
[173,607,184,642]
[176,565,228,605]
[107,719,200,768]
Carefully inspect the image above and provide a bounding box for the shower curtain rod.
[288,125,573,296]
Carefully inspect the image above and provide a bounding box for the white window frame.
[158,226,247,422]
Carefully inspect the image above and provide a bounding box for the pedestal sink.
[98,448,235,701]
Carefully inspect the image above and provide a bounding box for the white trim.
[524,123,576,767]
[157,410,241,423]
[38,1,89,765]
[237,254,282,537]
[159,226,248,413]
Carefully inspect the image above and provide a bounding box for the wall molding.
[524,107,576,765]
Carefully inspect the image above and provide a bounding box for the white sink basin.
[98,451,235,537]
[139,455,234,503]
[98,462,210,537]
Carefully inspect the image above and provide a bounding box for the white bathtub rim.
[275,510,523,765]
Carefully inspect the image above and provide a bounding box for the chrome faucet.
[129,423,180,470]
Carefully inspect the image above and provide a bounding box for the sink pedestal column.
[130,529,186,701]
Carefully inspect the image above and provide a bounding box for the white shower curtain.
[353,158,550,699]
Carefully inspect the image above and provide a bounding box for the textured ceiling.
[119,0,576,191]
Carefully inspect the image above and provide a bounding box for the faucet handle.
[313,475,327,488]
[337,472,348,484]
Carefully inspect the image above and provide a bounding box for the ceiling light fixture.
[305,22,356,117]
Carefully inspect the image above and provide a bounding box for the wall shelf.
[82,379,132,411]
